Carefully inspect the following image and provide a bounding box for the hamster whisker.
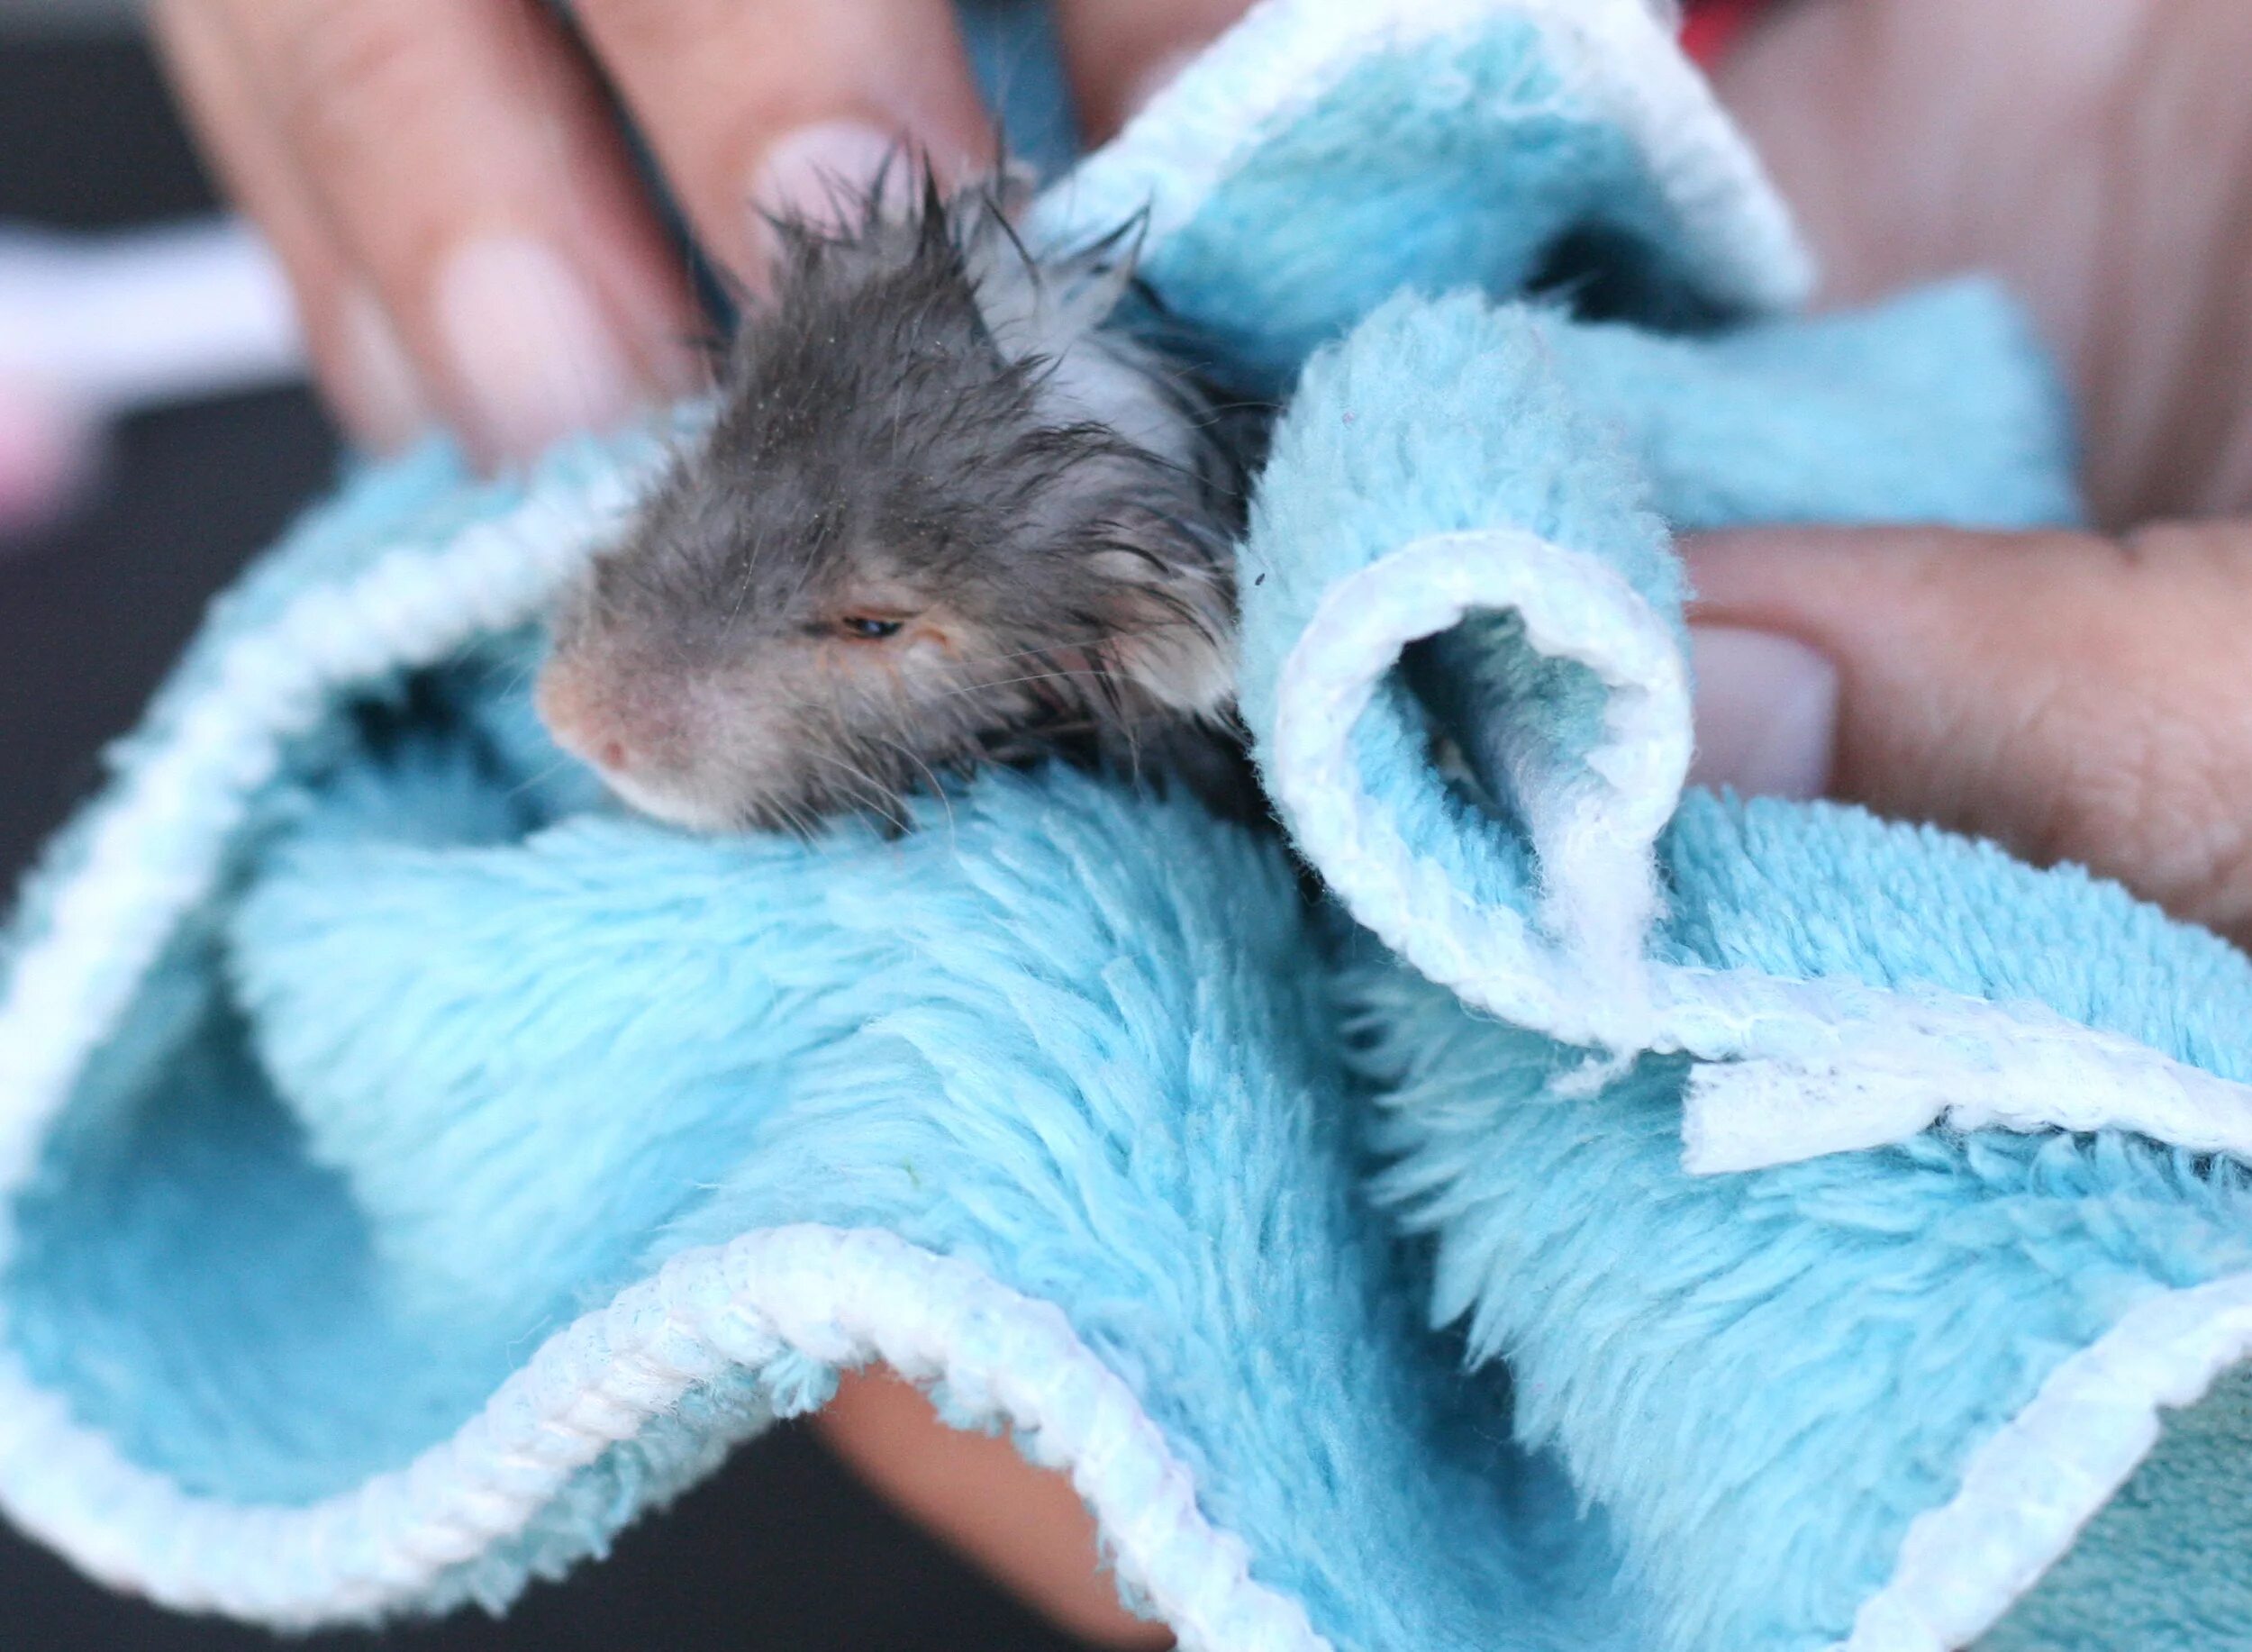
[504,749,587,803]
[938,667,1116,702]
[867,734,960,836]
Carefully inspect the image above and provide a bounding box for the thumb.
[1683,521,2252,944]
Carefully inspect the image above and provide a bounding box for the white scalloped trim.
[1269,528,1692,1050]
[1269,529,2252,1174]
[0,449,649,1611]
[1834,1273,2252,1652]
[0,458,655,1195]
[1032,0,1812,314]
[1678,988,2252,1175]
[0,1224,1327,1649]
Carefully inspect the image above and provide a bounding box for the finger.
[814,1372,1173,1650]
[574,0,992,286]
[1685,521,2252,942]
[1710,0,2252,529]
[150,0,431,451]
[200,0,703,466]
[1054,0,1252,141]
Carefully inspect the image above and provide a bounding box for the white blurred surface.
[0,216,306,537]
[0,219,303,412]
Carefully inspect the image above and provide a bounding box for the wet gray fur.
[540,167,1248,834]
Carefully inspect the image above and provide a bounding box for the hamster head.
[538,171,1239,834]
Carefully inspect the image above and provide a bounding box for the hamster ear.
[1090,553,1236,719]
[1040,209,1149,336]
[962,189,1149,356]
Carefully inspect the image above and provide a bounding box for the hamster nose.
[536,659,641,776]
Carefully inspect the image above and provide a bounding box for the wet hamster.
[537,167,1247,834]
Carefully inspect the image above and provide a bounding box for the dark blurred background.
[0,18,1085,1652]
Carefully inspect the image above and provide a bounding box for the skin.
[148,0,1253,466]
[151,0,2252,1644]
[1697,0,2252,950]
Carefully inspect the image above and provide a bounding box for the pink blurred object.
[0,377,95,537]
[0,217,304,543]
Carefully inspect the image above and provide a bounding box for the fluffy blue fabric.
[4,5,2248,1650]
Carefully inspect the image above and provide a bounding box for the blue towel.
[5,4,2248,1648]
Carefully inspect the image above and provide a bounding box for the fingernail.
[1687,624,1840,800]
[333,285,431,453]
[752,118,917,249]
[433,234,637,464]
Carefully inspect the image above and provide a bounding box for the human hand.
[1688,0,2252,946]
[149,0,1249,468]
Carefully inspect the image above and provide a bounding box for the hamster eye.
[836,616,905,640]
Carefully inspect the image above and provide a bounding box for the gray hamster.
[537,164,1249,834]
